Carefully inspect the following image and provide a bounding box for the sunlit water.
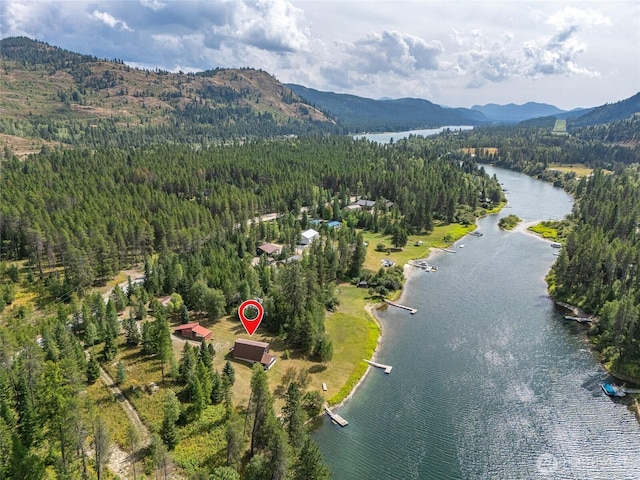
[353,126,474,143]
[314,165,640,480]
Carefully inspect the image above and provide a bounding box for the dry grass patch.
[547,164,599,177]
[85,380,133,450]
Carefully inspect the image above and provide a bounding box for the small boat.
[459,244,465,248]
[601,383,625,397]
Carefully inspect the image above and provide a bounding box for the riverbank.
[326,223,480,408]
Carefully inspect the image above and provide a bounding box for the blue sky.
[2,0,638,109]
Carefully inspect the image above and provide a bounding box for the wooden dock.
[324,405,348,427]
[384,299,417,314]
[442,248,456,253]
[365,359,393,374]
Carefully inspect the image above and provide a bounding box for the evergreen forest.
[1,35,640,480]
[0,134,502,479]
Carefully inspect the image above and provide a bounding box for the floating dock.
[324,405,348,427]
[384,299,417,314]
[564,315,593,324]
[365,359,393,374]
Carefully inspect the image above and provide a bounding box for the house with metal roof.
[232,338,276,370]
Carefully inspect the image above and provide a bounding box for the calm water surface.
[314,165,640,479]
[354,126,474,143]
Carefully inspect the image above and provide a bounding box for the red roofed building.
[174,322,212,341]
[232,338,276,370]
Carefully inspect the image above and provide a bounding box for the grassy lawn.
[362,223,476,272]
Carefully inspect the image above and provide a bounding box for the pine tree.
[191,375,206,417]
[116,361,126,385]
[225,420,244,469]
[282,381,306,449]
[198,337,214,366]
[180,304,190,324]
[292,438,331,480]
[211,370,224,404]
[123,314,141,346]
[179,342,196,385]
[87,355,101,384]
[160,392,180,450]
[222,360,236,385]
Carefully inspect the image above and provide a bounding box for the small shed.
[258,243,282,256]
[300,229,319,245]
[174,322,212,341]
[327,221,342,229]
[232,338,276,370]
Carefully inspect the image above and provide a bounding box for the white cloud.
[140,0,166,11]
[520,6,610,79]
[447,6,611,88]
[349,31,443,75]
[89,10,134,32]
[212,0,311,53]
[546,6,611,30]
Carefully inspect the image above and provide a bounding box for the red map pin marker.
[238,300,264,336]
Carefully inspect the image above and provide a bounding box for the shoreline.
[328,247,433,410]
[327,305,379,409]
[325,205,505,412]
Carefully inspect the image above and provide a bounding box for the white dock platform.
[324,405,348,427]
[384,299,417,314]
[365,359,393,374]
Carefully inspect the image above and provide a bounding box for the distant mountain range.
[470,102,590,123]
[0,35,638,154]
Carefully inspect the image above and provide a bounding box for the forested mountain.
[569,92,640,127]
[471,102,568,123]
[0,36,338,155]
[286,84,488,132]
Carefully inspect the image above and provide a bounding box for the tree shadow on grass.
[308,364,327,374]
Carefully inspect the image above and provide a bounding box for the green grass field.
[552,119,568,135]
[362,223,477,272]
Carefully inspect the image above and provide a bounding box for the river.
[354,125,474,144]
[314,164,640,479]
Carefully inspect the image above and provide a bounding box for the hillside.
[0,36,336,155]
[286,84,487,132]
[569,92,640,127]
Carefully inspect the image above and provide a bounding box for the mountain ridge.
[0,36,337,154]
[286,84,488,132]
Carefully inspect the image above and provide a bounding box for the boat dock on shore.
[365,359,393,374]
[564,315,593,324]
[324,405,348,427]
[384,299,417,314]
